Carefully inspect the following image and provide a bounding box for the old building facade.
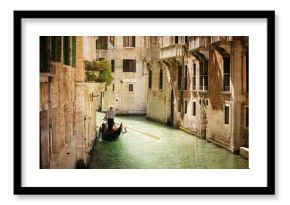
[40,35,249,169]
[96,36,148,114]
[146,36,249,152]
[40,36,98,168]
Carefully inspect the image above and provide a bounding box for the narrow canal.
[88,112,248,169]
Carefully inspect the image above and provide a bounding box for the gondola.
[98,122,123,141]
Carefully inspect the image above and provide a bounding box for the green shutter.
[40,36,50,72]
[63,36,71,66]
[72,36,76,67]
[51,37,56,61]
[51,36,61,62]
[55,36,61,62]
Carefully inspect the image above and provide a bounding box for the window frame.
[224,104,230,125]
[129,84,134,92]
[192,101,196,116]
[192,63,196,90]
[223,56,231,92]
[123,59,136,72]
[184,100,188,114]
[148,69,152,89]
[96,36,108,50]
[184,65,188,90]
[123,36,136,47]
[159,68,163,90]
[111,59,115,73]
[199,61,208,91]
[245,105,249,128]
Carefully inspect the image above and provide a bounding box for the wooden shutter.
[132,60,136,72]
[72,36,76,67]
[63,36,70,66]
[148,70,152,89]
[111,60,115,72]
[224,105,229,124]
[40,36,50,72]
[132,36,135,47]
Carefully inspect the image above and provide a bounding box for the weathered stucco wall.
[40,36,100,168]
[101,36,148,115]
[146,36,248,152]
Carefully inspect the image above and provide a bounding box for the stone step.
[240,147,249,159]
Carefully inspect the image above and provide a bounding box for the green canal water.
[88,112,248,169]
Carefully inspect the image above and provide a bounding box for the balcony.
[188,37,210,52]
[96,50,108,59]
[160,45,184,60]
[210,36,233,44]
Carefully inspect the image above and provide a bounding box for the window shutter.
[133,60,136,72]
[55,37,61,62]
[132,36,135,47]
[148,70,152,89]
[224,106,229,124]
[111,60,115,72]
[63,36,71,66]
[72,36,76,67]
[40,36,50,72]
[178,65,182,90]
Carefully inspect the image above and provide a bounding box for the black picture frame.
[14,10,275,195]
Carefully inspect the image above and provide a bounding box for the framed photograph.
[14,10,275,195]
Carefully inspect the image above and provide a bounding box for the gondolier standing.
[105,105,115,131]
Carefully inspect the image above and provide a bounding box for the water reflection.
[88,112,248,169]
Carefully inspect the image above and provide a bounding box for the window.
[63,36,71,66]
[111,60,115,72]
[185,36,188,44]
[223,57,230,91]
[178,100,181,112]
[112,84,115,91]
[51,36,61,62]
[71,36,76,67]
[148,70,152,89]
[192,101,196,116]
[129,84,134,92]
[245,106,249,128]
[184,100,187,114]
[96,36,108,50]
[123,36,135,47]
[105,84,107,91]
[224,105,230,124]
[40,36,50,72]
[199,61,208,91]
[123,59,136,72]
[110,36,115,46]
[192,63,196,90]
[178,65,182,90]
[184,65,188,90]
[246,54,249,93]
[159,69,163,89]
[175,36,179,44]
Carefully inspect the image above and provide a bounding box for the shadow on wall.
[209,48,223,110]
[75,159,87,169]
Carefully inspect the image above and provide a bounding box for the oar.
[115,122,160,140]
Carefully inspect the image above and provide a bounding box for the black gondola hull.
[101,123,122,141]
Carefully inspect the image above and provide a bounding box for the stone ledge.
[240,147,249,159]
